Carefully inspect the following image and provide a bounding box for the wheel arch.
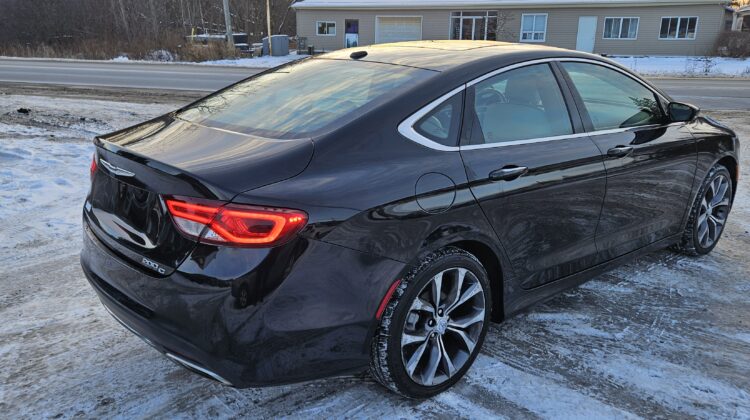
[446,240,505,323]
[411,223,509,323]
[716,155,739,201]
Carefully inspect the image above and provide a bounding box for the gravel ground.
[1,92,748,419]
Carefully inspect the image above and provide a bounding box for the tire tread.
[675,164,731,256]
[369,247,481,398]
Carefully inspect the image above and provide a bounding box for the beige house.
[292,0,733,56]
[733,5,750,31]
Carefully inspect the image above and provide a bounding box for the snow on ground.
[0,93,749,418]
[7,51,750,76]
[111,53,750,75]
[197,51,307,67]
[0,96,173,268]
[110,51,307,68]
[612,56,750,78]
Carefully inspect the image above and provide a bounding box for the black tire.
[676,164,733,256]
[370,247,492,398]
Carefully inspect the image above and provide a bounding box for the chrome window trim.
[398,57,671,152]
[462,129,622,150]
[397,85,466,152]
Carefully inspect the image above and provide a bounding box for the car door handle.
[607,146,634,158]
[489,166,528,182]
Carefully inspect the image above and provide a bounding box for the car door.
[460,62,607,290]
[558,61,697,260]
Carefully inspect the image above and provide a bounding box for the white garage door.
[376,17,422,43]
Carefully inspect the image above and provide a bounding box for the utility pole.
[223,0,234,48]
[266,0,273,56]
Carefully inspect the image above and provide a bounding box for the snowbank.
[110,51,307,68]
[19,52,750,76]
[611,56,750,78]
[199,51,307,68]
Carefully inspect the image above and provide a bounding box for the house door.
[576,16,597,52]
[460,17,486,40]
[345,19,359,48]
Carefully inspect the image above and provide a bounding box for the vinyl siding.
[296,4,726,55]
[297,9,447,51]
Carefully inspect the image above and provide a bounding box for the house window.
[521,14,547,42]
[450,11,498,40]
[316,21,336,36]
[724,18,733,32]
[659,17,698,40]
[603,17,639,39]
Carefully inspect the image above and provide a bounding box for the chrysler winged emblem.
[99,159,135,177]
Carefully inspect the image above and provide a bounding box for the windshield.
[177,58,436,139]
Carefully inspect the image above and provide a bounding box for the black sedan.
[81,41,739,398]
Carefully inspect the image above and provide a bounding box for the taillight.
[90,153,98,180]
[164,196,307,247]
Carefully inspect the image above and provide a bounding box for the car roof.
[316,40,595,72]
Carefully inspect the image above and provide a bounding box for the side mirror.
[667,102,699,122]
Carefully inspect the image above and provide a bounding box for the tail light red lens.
[164,196,307,247]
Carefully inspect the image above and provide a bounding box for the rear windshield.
[177,58,436,139]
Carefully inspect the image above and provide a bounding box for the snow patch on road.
[594,355,750,418]
[468,356,639,419]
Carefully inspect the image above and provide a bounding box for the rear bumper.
[91,278,233,385]
[81,219,406,387]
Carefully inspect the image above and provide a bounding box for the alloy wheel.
[400,267,485,386]
[697,174,731,249]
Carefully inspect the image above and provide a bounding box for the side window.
[470,64,572,144]
[415,92,463,146]
[562,62,665,131]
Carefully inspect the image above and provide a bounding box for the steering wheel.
[475,88,507,107]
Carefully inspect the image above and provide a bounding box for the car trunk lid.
[84,116,313,275]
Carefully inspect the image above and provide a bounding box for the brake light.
[164,196,307,247]
[90,154,98,180]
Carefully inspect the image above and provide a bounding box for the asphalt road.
[656,78,750,111]
[0,58,258,92]
[1,57,749,110]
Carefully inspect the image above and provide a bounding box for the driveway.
[0,90,748,418]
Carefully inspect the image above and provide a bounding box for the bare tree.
[0,0,298,59]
